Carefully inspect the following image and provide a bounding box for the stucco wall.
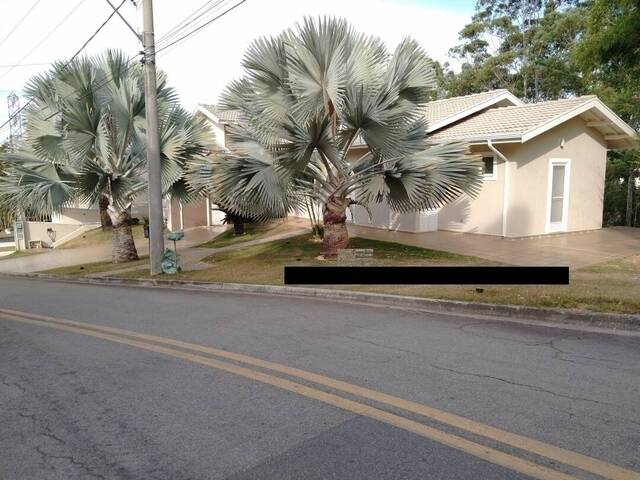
[52,208,101,225]
[52,195,149,226]
[438,147,505,235]
[166,197,213,231]
[504,117,606,237]
[19,222,82,249]
[438,117,607,237]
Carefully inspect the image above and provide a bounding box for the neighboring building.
[196,91,638,238]
[347,90,636,237]
[162,104,243,231]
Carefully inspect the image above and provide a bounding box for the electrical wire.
[0,0,88,82]
[156,0,226,48]
[156,0,247,55]
[2,0,248,134]
[0,0,129,132]
[0,63,52,69]
[0,0,44,51]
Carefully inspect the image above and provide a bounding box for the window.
[482,156,496,180]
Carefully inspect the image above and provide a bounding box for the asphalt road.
[1,277,639,480]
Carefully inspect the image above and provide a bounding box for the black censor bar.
[284,266,569,285]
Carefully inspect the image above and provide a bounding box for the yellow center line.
[1,312,578,480]
[1,307,638,480]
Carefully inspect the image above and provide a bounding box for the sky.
[0,0,476,139]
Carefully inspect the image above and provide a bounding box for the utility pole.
[142,0,164,275]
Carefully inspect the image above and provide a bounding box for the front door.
[547,159,570,233]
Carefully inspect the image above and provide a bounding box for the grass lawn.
[197,221,305,249]
[43,233,640,314]
[44,256,149,276]
[0,248,47,260]
[59,225,145,249]
[115,234,493,284]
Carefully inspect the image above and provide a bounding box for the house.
[412,90,637,237]
[198,90,636,238]
[162,105,240,232]
[191,90,638,238]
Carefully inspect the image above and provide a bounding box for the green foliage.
[603,150,640,226]
[186,17,481,225]
[575,0,640,129]
[574,0,640,226]
[444,0,587,100]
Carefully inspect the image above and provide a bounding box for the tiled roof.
[199,104,241,123]
[424,89,512,126]
[430,96,597,142]
[201,90,513,128]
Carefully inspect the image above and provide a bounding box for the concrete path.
[1,277,639,479]
[89,225,311,277]
[349,224,640,269]
[0,226,226,274]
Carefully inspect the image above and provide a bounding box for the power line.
[156,0,247,55]
[155,0,226,48]
[1,0,248,135]
[0,0,88,82]
[0,63,52,68]
[0,0,129,132]
[0,0,44,52]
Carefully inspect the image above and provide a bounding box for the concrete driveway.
[0,226,225,274]
[349,225,640,269]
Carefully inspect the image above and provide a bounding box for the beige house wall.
[438,117,607,237]
[166,197,220,231]
[53,208,101,225]
[438,146,506,235]
[504,117,606,237]
[18,221,82,249]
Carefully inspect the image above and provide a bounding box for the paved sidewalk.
[0,226,226,274]
[348,224,640,269]
[89,225,311,277]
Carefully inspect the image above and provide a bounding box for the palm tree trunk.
[321,195,350,258]
[626,169,634,226]
[108,206,139,263]
[99,196,112,231]
[233,216,245,235]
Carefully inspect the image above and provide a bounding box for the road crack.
[429,364,610,406]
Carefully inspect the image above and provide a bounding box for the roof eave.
[196,104,223,125]
[520,98,638,148]
[429,134,522,145]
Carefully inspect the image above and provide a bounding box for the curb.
[3,272,639,332]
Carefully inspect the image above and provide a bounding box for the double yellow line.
[1,307,637,480]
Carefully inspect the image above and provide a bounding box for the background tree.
[0,51,212,261]
[576,0,640,226]
[444,0,586,100]
[203,17,481,257]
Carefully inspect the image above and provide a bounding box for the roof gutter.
[487,140,510,238]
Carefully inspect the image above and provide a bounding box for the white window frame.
[545,158,571,233]
[480,154,498,181]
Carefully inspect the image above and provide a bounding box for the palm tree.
[0,50,212,263]
[206,17,482,257]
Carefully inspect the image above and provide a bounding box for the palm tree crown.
[198,17,482,256]
[0,50,212,262]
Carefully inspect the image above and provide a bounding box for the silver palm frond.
[0,49,213,218]
[203,17,481,222]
